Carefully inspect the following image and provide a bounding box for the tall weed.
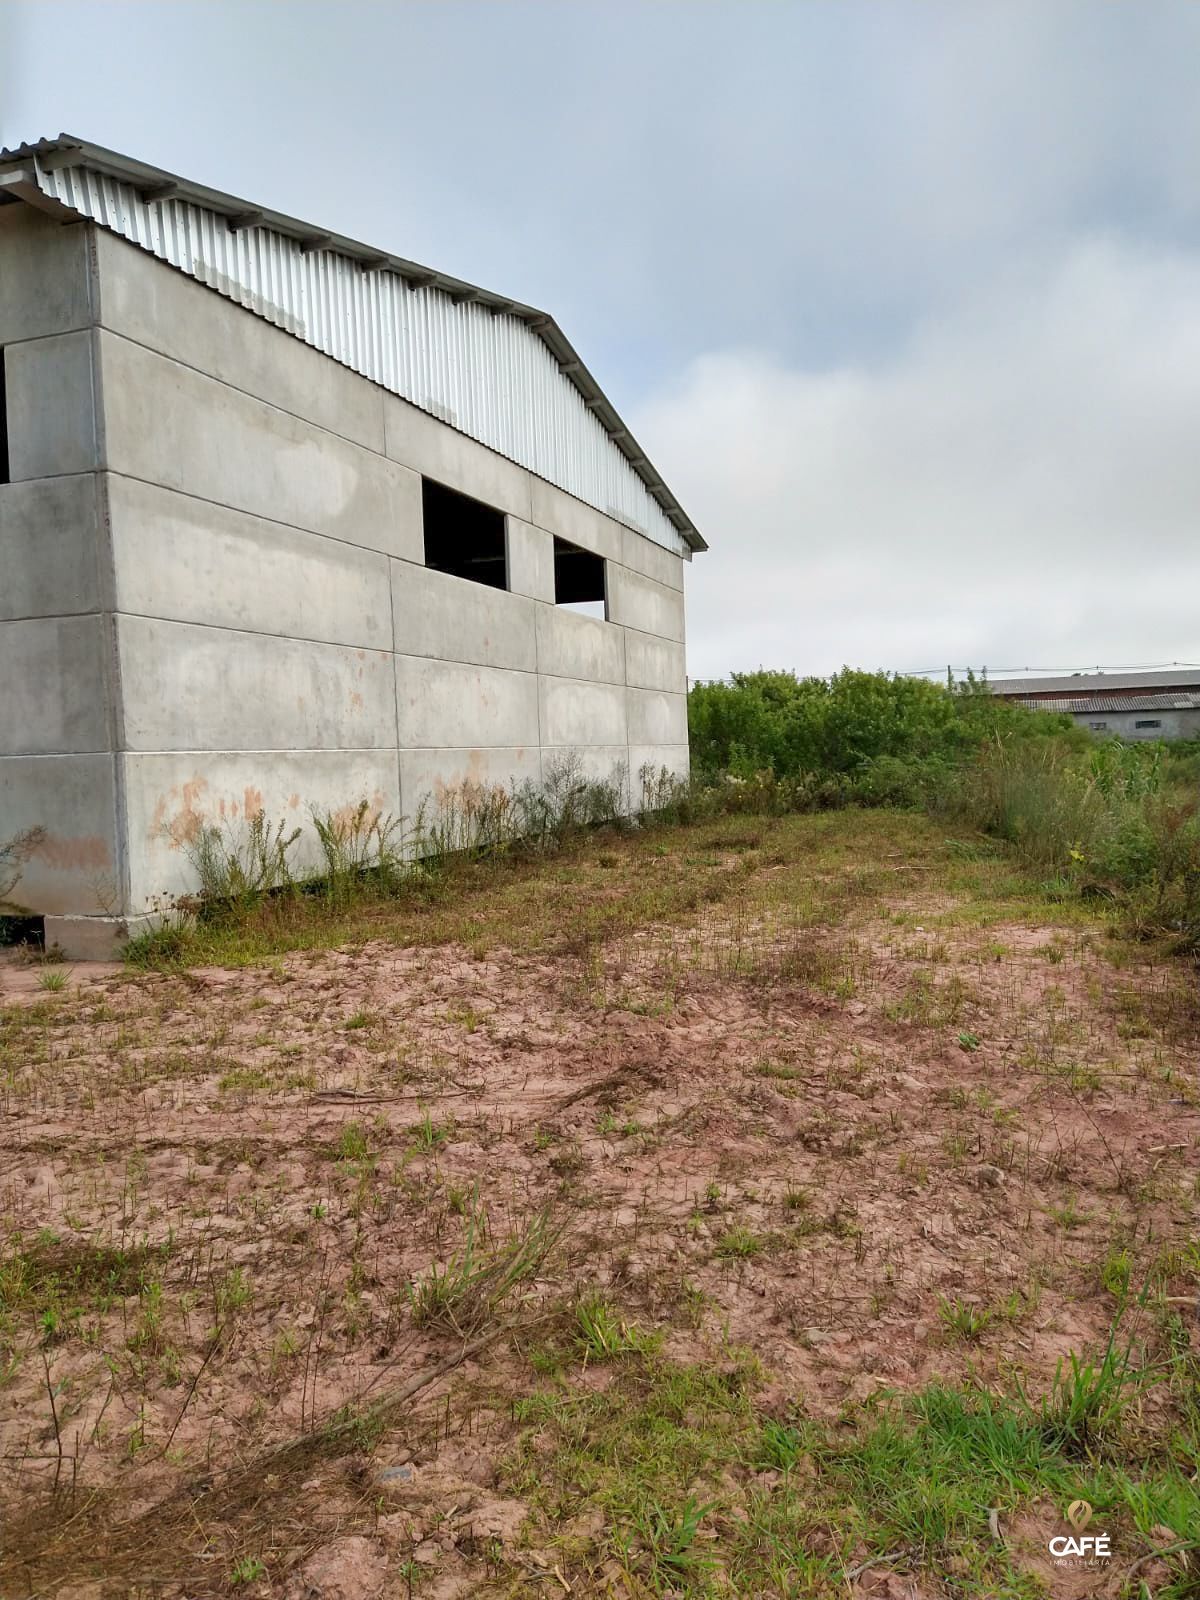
[183,814,301,909]
[311,801,409,903]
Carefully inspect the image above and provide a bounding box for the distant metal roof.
[1017,691,1200,715]
[0,133,705,554]
[990,668,1200,697]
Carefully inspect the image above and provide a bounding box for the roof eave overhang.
[0,133,707,553]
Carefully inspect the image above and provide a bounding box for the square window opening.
[553,535,606,619]
[422,478,507,589]
[0,350,9,485]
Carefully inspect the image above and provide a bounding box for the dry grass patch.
[0,810,1197,1595]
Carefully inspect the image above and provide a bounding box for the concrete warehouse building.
[989,669,1200,742]
[0,136,706,957]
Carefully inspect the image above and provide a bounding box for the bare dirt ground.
[1,812,1197,1598]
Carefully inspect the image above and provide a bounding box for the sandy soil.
[0,857,1197,1596]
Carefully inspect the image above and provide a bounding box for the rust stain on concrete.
[32,834,112,871]
[151,776,211,847]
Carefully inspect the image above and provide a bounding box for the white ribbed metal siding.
[33,158,687,557]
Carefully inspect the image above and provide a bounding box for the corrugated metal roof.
[0,133,705,555]
[1017,692,1200,714]
[990,668,1200,697]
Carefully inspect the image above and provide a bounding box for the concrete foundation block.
[43,912,161,962]
[5,330,99,481]
[390,562,536,671]
[535,605,625,685]
[108,475,393,648]
[394,655,540,750]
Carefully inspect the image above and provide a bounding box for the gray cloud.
[637,233,1200,678]
[6,2,1200,679]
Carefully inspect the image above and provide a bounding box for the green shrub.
[686,671,1199,947]
[688,669,1076,786]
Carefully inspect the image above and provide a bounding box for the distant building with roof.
[988,669,1200,742]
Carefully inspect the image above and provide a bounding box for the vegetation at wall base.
[110,672,1200,970]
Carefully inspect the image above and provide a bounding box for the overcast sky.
[4,2,1199,681]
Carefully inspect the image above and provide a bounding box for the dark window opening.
[0,350,9,485]
[422,478,507,589]
[553,536,606,618]
[1134,719,1161,730]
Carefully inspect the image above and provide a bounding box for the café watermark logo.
[1049,1500,1111,1565]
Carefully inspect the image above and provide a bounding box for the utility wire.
[901,660,1200,679]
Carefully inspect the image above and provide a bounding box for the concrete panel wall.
[121,750,403,912]
[0,754,119,916]
[540,676,628,748]
[391,563,536,671]
[607,566,686,644]
[1069,708,1200,741]
[92,229,386,453]
[541,744,631,790]
[2,219,694,940]
[0,209,92,345]
[0,476,106,620]
[395,656,540,750]
[627,688,688,747]
[0,211,117,937]
[630,746,691,793]
[507,518,555,603]
[0,616,111,755]
[399,746,542,823]
[5,331,99,481]
[383,394,533,521]
[117,615,397,753]
[535,606,625,685]
[528,477,622,561]
[108,475,392,648]
[98,331,423,562]
[622,630,687,694]
[620,524,686,592]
